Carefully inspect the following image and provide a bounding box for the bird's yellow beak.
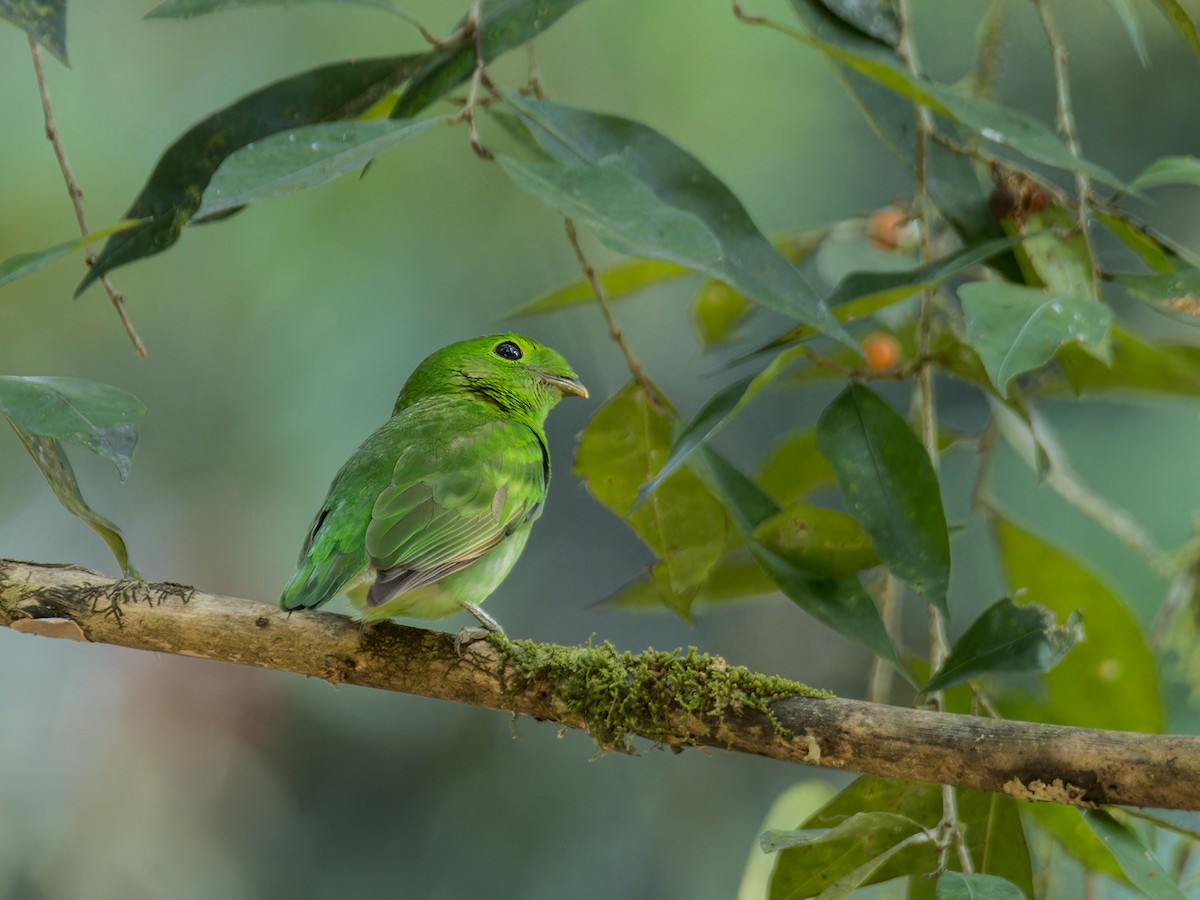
[541,373,589,398]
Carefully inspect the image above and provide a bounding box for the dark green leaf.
[1124,808,1200,842]
[818,0,898,45]
[574,382,729,619]
[959,282,1111,393]
[816,384,951,611]
[954,790,1035,898]
[502,94,854,347]
[936,872,1024,900]
[79,55,422,294]
[390,0,590,119]
[1023,805,1127,883]
[769,776,939,900]
[783,9,1130,191]
[751,502,879,578]
[634,345,810,506]
[756,429,837,506]
[6,421,137,577]
[924,598,1082,692]
[1102,0,1150,66]
[1083,809,1187,900]
[147,0,413,17]
[195,117,444,218]
[1147,0,1200,59]
[690,449,910,679]
[1115,268,1200,325]
[994,517,1164,732]
[0,376,145,479]
[0,219,142,290]
[1,0,67,64]
[1130,155,1200,190]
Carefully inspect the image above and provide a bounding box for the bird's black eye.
[494,340,523,361]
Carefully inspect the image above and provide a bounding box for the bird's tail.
[280,554,363,612]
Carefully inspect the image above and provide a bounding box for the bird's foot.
[454,602,505,656]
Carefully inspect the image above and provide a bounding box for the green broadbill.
[281,334,587,625]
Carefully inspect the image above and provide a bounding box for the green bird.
[281,334,587,631]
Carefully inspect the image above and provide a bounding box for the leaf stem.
[1032,0,1101,298]
[28,37,147,359]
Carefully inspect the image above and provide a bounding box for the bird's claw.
[454,601,505,656]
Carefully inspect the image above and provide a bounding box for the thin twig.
[29,37,147,359]
[867,573,904,704]
[446,1,497,161]
[895,0,972,875]
[563,219,660,405]
[1031,0,1101,298]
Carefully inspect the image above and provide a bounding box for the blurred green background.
[2,1,1200,897]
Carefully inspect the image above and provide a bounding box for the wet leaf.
[1,0,67,64]
[816,384,951,611]
[924,598,1082,693]
[0,219,142,290]
[79,55,423,294]
[959,282,1111,393]
[1055,325,1200,396]
[5,422,137,577]
[1115,268,1200,325]
[994,517,1164,732]
[1083,810,1187,900]
[751,502,879,578]
[574,381,729,618]
[502,94,853,347]
[196,117,444,218]
[0,376,145,479]
[390,0,591,119]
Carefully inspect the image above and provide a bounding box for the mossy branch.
[3,559,1199,811]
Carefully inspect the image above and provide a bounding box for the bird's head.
[397,333,588,420]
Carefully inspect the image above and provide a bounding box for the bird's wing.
[365,419,547,606]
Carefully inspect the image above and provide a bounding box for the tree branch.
[2,559,1198,811]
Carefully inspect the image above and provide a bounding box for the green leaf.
[634,345,811,506]
[1095,211,1198,274]
[769,776,939,900]
[994,517,1164,732]
[756,429,837,506]
[600,547,779,611]
[147,0,413,17]
[959,282,1112,393]
[510,259,688,316]
[924,598,1082,693]
[1023,805,1127,884]
[751,503,879,578]
[936,872,1024,900]
[574,382,729,619]
[954,790,1035,898]
[1083,809,1187,900]
[79,55,423,295]
[6,421,137,577]
[1131,155,1200,190]
[1012,205,1094,299]
[1147,0,1200,59]
[783,10,1130,191]
[0,219,143,290]
[195,117,444,218]
[0,376,146,480]
[0,0,67,64]
[1124,808,1200,842]
[1055,324,1200,396]
[1102,0,1151,66]
[390,0,590,119]
[1115,268,1200,325]
[502,94,855,348]
[692,281,754,347]
[690,449,911,679]
[816,384,951,611]
[819,0,898,46]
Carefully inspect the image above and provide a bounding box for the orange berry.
[862,332,903,371]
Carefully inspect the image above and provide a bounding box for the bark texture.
[2,559,1197,810]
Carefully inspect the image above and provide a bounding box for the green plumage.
[281,334,587,623]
